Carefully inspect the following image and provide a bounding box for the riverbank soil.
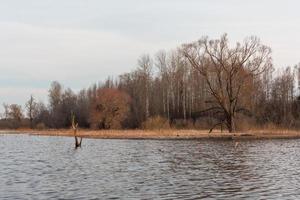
[2,129,300,140]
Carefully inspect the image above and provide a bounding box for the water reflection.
[0,134,300,199]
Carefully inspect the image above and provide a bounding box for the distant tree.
[89,88,131,129]
[8,104,23,128]
[155,51,169,118]
[268,67,295,126]
[75,89,90,127]
[49,81,62,110]
[34,101,51,128]
[138,54,153,120]
[2,103,9,120]
[48,81,63,128]
[118,72,142,127]
[60,88,77,127]
[25,95,37,128]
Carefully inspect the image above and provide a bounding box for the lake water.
[1,134,300,199]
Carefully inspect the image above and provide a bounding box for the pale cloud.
[0,87,48,111]
[0,22,160,83]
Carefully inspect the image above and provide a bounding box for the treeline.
[1,34,300,131]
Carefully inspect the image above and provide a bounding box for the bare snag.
[72,115,82,148]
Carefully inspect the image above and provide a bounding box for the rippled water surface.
[1,134,300,199]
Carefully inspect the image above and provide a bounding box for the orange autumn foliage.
[89,88,131,129]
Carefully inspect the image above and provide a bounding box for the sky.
[1,0,300,112]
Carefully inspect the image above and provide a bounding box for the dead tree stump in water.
[72,115,82,148]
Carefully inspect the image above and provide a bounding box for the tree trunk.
[75,136,82,148]
[30,117,33,129]
[226,114,236,133]
[183,84,186,121]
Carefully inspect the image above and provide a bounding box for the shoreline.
[2,129,300,140]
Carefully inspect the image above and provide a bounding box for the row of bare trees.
[1,34,300,132]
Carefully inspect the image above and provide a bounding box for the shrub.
[142,116,170,130]
[193,117,218,130]
[170,119,197,129]
[36,123,46,130]
[235,117,256,131]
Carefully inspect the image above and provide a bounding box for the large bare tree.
[182,34,272,132]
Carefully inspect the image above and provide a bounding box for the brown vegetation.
[89,88,131,129]
[142,116,170,130]
[3,129,300,140]
[1,34,300,134]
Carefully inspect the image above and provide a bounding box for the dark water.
[1,134,300,199]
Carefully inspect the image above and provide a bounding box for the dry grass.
[2,128,300,140]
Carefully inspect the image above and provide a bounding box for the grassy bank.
[2,128,300,140]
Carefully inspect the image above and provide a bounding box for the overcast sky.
[1,0,300,112]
